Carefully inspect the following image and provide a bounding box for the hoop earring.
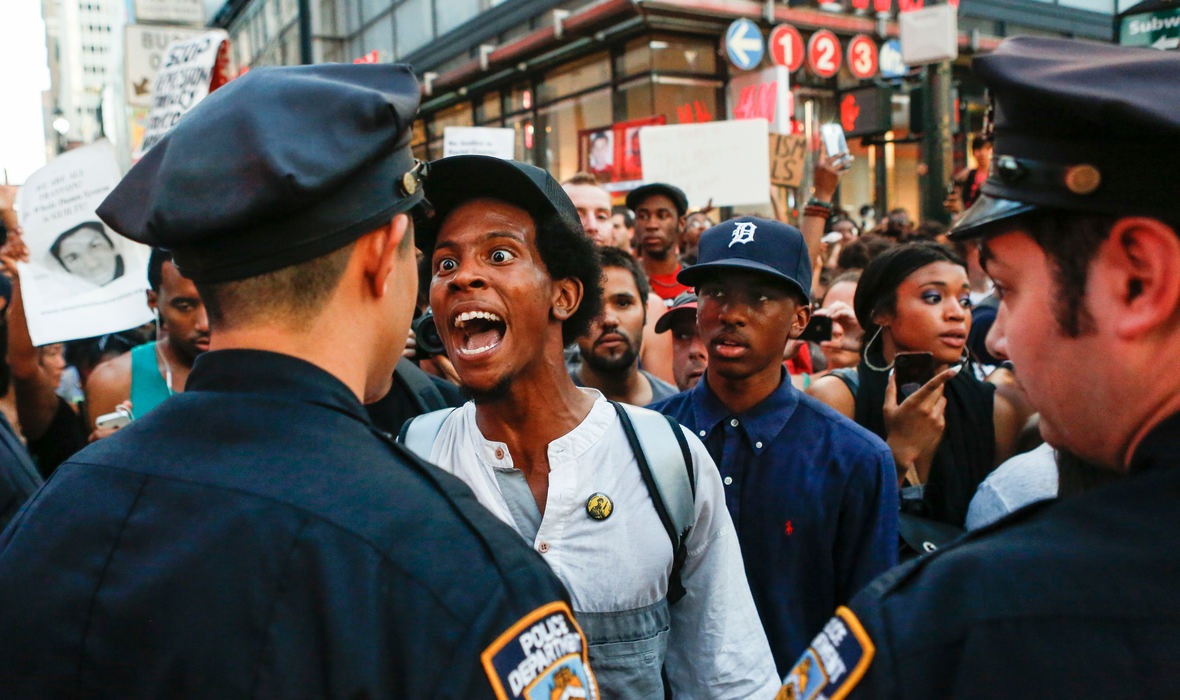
[862,326,893,373]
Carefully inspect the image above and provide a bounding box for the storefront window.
[615,35,718,78]
[535,88,611,181]
[505,82,532,114]
[536,53,610,105]
[430,101,474,141]
[475,92,502,125]
[506,115,536,165]
[618,78,720,125]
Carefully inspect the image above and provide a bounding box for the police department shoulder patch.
[482,601,598,700]
[777,606,874,700]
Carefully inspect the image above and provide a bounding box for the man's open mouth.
[453,310,507,357]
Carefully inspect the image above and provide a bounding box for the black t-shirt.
[27,397,87,479]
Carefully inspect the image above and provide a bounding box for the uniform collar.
[186,349,370,425]
[689,367,799,454]
[1128,410,1180,474]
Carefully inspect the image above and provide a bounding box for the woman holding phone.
[807,242,1020,528]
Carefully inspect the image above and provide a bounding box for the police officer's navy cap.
[625,183,688,217]
[415,155,581,251]
[97,63,426,283]
[678,217,811,301]
[952,36,1180,239]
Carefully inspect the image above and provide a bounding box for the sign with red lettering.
[353,49,379,64]
[768,24,804,72]
[807,30,842,78]
[847,35,879,79]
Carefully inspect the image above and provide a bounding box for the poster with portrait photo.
[16,141,153,346]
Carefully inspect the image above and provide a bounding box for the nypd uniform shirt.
[650,370,899,674]
[421,392,781,699]
[780,412,1180,699]
[0,350,595,699]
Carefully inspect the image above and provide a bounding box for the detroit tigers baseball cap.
[677,216,811,301]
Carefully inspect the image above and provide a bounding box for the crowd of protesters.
[0,34,1177,698]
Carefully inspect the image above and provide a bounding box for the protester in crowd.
[813,270,862,373]
[49,221,125,286]
[1,244,88,478]
[573,247,678,405]
[627,182,690,302]
[784,37,1180,697]
[0,64,596,697]
[807,242,1021,531]
[680,208,712,265]
[401,154,779,698]
[84,248,208,439]
[654,291,707,391]
[564,175,674,385]
[835,234,896,273]
[562,171,613,247]
[946,132,993,216]
[650,217,898,673]
[610,204,635,251]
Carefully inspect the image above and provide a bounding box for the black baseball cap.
[951,36,1180,239]
[98,63,425,283]
[415,155,582,252]
[625,183,688,217]
[678,217,811,301]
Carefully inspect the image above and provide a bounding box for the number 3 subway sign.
[134,30,229,160]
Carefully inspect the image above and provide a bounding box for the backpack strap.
[397,407,457,460]
[610,401,695,604]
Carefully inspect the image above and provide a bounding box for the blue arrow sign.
[879,39,907,78]
[726,18,765,71]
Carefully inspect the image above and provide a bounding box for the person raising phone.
[807,241,1020,529]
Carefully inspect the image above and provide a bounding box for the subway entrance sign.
[1119,2,1180,50]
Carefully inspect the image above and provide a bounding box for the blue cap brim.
[678,258,808,301]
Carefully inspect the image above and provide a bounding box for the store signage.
[134,30,230,159]
[675,100,714,124]
[807,30,842,78]
[579,116,666,187]
[353,50,380,64]
[839,86,892,137]
[124,24,210,108]
[768,24,804,72]
[879,39,908,78]
[1119,7,1180,50]
[443,127,515,159]
[725,18,765,70]
[639,119,771,209]
[768,133,807,188]
[133,0,205,25]
[847,35,879,79]
[850,0,943,11]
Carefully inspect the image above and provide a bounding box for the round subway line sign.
[807,30,842,79]
[847,34,879,80]
[769,23,805,72]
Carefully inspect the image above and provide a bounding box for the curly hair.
[534,212,603,346]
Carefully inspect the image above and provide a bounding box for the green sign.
[1120,7,1180,49]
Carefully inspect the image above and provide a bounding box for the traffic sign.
[768,24,804,72]
[807,30,842,79]
[1119,7,1180,50]
[879,38,907,78]
[847,35,879,79]
[725,18,765,71]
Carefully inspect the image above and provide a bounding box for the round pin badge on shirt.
[586,492,613,521]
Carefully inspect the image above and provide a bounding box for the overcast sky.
[0,2,51,185]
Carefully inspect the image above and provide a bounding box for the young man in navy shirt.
[649,217,899,673]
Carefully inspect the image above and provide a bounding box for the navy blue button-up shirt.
[650,371,899,672]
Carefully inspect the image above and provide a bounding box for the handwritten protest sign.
[16,142,152,346]
[639,119,771,209]
[134,30,229,160]
[769,133,808,188]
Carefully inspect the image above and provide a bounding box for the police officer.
[0,64,596,698]
[778,37,1180,698]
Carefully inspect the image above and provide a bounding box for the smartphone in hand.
[893,351,936,399]
[820,123,850,164]
[798,315,834,343]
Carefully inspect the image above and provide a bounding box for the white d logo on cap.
[729,221,757,247]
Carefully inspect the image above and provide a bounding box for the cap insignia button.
[586,492,613,521]
[1064,164,1101,196]
[401,171,417,196]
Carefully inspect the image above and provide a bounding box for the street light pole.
[299,0,313,64]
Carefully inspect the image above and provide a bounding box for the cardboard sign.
[768,133,807,188]
[639,119,771,209]
[124,24,210,109]
[15,142,153,346]
[134,30,229,160]
[442,126,515,159]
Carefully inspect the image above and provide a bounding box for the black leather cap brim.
[948,194,1039,240]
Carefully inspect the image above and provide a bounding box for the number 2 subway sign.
[134,30,230,160]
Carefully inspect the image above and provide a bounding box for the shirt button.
[698,430,706,437]
[538,542,549,553]
[723,476,733,486]
[730,418,739,427]
[494,448,505,460]
[755,441,763,449]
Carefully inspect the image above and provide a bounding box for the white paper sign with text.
[134,29,228,160]
[638,119,771,209]
[443,127,516,159]
[16,142,152,346]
